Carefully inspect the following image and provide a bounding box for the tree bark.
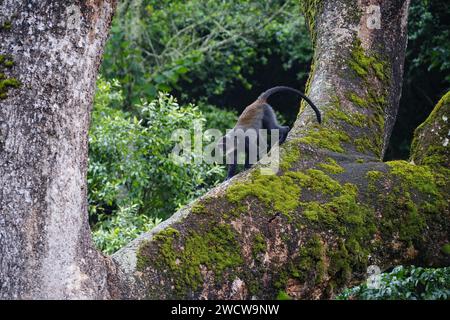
[0,0,118,299]
[0,0,448,300]
[111,0,449,299]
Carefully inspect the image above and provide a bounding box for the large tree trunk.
[0,0,448,300]
[112,0,449,299]
[0,0,118,299]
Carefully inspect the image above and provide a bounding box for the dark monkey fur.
[221,86,321,180]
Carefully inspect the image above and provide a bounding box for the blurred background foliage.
[89,0,449,264]
[337,266,450,300]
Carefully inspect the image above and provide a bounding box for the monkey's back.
[236,101,265,129]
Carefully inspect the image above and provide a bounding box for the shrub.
[337,265,450,300]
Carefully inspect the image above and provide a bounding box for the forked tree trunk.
[111,0,449,299]
[0,0,448,300]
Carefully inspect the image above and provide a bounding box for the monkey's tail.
[258,86,322,123]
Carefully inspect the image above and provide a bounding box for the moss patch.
[375,161,448,245]
[349,39,388,82]
[343,39,391,158]
[226,171,302,218]
[441,244,450,256]
[347,92,368,108]
[291,234,326,283]
[318,157,345,174]
[0,54,21,99]
[387,161,440,196]
[138,224,243,295]
[276,291,293,300]
[191,202,206,214]
[0,20,12,31]
[300,0,324,45]
[279,139,301,171]
[410,91,450,168]
[298,126,350,153]
[252,233,267,258]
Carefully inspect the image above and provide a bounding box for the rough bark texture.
[0,0,118,299]
[0,0,448,300]
[111,0,449,299]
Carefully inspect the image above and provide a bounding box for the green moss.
[303,202,322,221]
[141,224,243,295]
[300,0,324,45]
[298,126,350,153]
[326,108,367,128]
[356,158,364,163]
[291,234,326,283]
[441,244,450,256]
[413,91,450,138]
[0,54,21,99]
[1,21,12,31]
[191,202,206,214]
[329,241,352,286]
[410,91,450,167]
[348,39,389,83]
[379,192,426,243]
[280,139,301,171]
[387,161,440,196]
[342,39,391,158]
[252,233,266,258]
[355,137,380,157]
[366,170,384,192]
[299,180,376,279]
[397,196,425,242]
[299,171,375,228]
[302,169,342,194]
[376,161,447,245]
[318,157,345,174]
[226,166,348,219]
[136,240,152,271]
[226,171,302,218]
[276,291,293,300]
[347,92,368,108]
[366,170,383,182]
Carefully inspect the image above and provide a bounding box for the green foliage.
[89,78,235,253]
[101,0,312,108]
[337,266,450,300]
[93,204,161,255]
[407,1,450,84]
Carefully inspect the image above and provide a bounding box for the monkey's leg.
[226,160,237,180]
[262,105,290,144]
[279,126,290,144]
[244,136,251,169]
[226,146,238,180]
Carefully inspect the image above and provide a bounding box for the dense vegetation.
[89,77,235,253]
[88,0,449,297]
[337,266,450,300]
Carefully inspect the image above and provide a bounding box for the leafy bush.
[93,204,162,255]
[337,265,450,300]
[89,77,236,253]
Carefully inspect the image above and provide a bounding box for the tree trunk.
[0,0,118,299]
[112,0,449,299]
[0,0,448,300]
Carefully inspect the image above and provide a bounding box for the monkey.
[220,86,321,180]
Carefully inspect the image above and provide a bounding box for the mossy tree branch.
[111,0,449,299]
[1,0,447,300]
